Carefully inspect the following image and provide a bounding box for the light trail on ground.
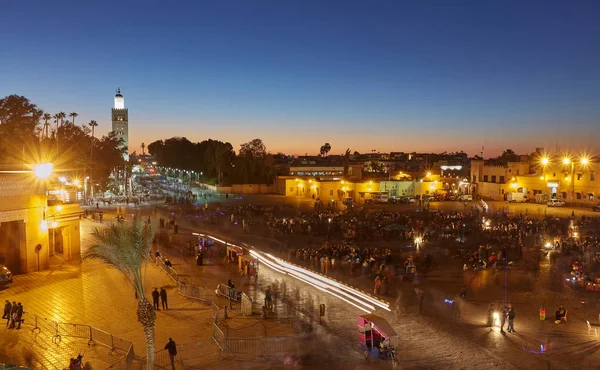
[197,232,391,313]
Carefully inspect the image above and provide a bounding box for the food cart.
[226,245,244,264]
[357,314,398,366]
[239,254,259,280]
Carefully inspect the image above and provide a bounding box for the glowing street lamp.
[34,163,53,179]
[541,157,549,166]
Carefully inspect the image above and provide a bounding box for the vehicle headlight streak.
[250,250,390,314]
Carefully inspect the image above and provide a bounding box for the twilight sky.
[2,1,600,157]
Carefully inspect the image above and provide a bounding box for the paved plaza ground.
[3,193,600,369]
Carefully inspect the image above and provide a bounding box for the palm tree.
[42,113,51,138]
[320,142,331,157]
[58,112,66,127]
[83,217,157,369]
[89,120,98,198]
[69,112,78,126]
[53,114,60,156]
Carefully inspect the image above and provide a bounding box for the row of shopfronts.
[281,175,471,205]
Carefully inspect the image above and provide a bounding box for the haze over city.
[2,1,600,156]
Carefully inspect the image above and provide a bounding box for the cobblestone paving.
[2,251,214,369]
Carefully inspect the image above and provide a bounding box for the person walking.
[507,305,516,333]
[500,305,508,333]
[374,275,381,295]
[265,287,273,311]
[6,301,16,327]
[164,337,177,370]
[2,300,11,320]
[152,288,160,310]
[160,288,168,310]
[418,289,425,313]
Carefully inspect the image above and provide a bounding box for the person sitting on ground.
[555,305,567,322]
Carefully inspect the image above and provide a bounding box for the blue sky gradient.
[2,1,599,156]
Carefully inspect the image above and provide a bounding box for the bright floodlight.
[34,163,53,179]
[541,157,549,165]
[581,157,589,166]
[562,157,570,165]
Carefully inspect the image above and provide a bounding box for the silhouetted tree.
[320,142,331,157]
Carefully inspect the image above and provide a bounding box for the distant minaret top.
[114,88,125,109]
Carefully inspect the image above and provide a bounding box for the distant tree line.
[147,137,276,185]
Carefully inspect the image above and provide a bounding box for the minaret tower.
[111,88,129,160]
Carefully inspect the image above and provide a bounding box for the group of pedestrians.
[3,300,24,329]
[487,303,516,333]
[151,287,169,310]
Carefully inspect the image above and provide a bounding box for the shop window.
[563,173,568,179]
[501,189,504,194]
[589,194,595,201]
[591,173,596,181]
[499,176,505,183]
[577,174,582,181]
[491,175,496,183]
[561,192,567,199]
[329,190,333,196]
[553,173,556,177]
[576,193,581,200]
[473,175,477,183]
[483,175,489,182]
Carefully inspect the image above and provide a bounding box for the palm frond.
[83,216,156,298]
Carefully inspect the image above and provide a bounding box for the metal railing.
[106,343,135,369]
[25,313,134,368]
[155,257,179,283]
[177,281,206,301]
[212,322,226,351]
[139,339,220,369]
[241,292,253,316]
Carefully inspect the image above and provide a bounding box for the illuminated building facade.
[0,168,81,274]
[111,88,129,160]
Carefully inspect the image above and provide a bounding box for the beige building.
[281,176,444,204]
[471,154,599,206]
[516,157,598,206]
[470,160,530,200]
[0,169,82,274]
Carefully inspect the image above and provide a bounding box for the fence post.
[88,326,94,346]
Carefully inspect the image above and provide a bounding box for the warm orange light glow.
[563,157,571,165]
[426,172,432,177]
[581,157,590,166]
[541,157,549,165]
[34,163,53,179]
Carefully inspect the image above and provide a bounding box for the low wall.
[229,184,276,194]
[216,186,232,194]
